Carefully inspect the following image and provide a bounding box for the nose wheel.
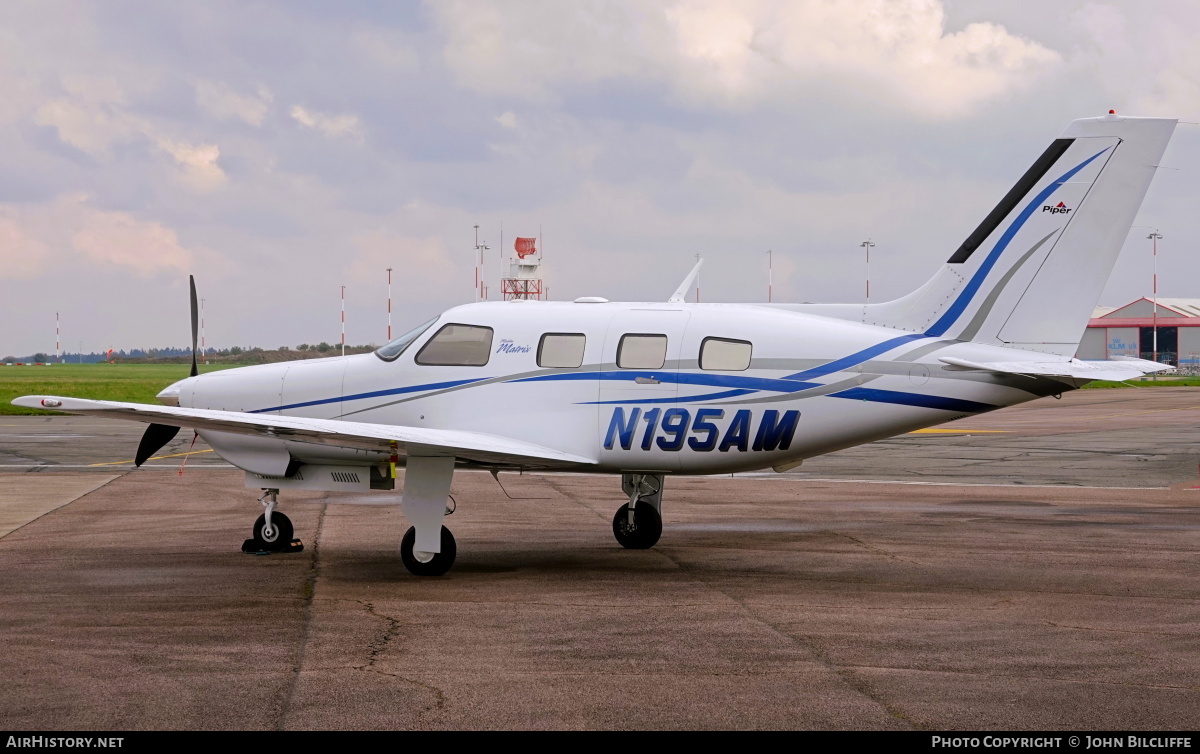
[401,525,457,576]
[243,488,302,554]
[253,511,293,551]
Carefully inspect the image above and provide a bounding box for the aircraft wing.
[937,356,1172,383]
[11,396,598,469]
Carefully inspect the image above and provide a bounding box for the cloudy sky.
[2,0,1199,356]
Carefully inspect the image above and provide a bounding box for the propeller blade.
[189,275,199,377]
[135,423,181,466]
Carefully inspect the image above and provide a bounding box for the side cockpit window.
[538,333,586,368]
[375,317,437,362]
[700,337,752,371]
[617,334,667,369]
[415,324,494,366]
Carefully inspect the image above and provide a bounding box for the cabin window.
[700,337,752,371]
[374,317,438,362]
[538,333,586,368]
[415,324,494,366]
[617,334,667,369]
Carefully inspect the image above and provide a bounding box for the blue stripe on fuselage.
[830,387,996,413]
[782,333,930,381]
[250,377,488,414]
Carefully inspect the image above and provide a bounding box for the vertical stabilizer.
[784,115,1176,356]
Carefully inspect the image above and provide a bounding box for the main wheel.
[400,526,457,576]
[612,502,662,549]
[253,512,293,552]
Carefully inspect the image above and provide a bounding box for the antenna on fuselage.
[668,257,704,303]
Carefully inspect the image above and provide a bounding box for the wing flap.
[12,396,597,468]
[938,356,1171,382]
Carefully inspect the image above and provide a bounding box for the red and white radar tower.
[501,237,546,300]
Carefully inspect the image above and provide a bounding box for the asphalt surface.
[0,388,1197,730]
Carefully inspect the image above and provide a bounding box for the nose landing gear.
[242,489,303,554]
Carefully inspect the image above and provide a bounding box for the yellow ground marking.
[87,448,215,467]
[908,428,1009,434]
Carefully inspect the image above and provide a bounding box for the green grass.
[0,363,236,415]
[1081,376,1200,389]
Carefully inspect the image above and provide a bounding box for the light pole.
[386,267,393,342]
[860,239,875,305]
[1147,231,1162,365]
[473,225,490,301]
[340,285,346,357]
[767,249,773,303]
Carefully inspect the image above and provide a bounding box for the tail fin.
[793,115,1177,356]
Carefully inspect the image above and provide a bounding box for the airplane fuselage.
[167,300,1064,476]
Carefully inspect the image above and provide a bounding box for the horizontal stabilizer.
[11,396,597,468]
[938,356,1171,383]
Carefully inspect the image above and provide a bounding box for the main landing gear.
[613,473,664,550]
[400,456,457,577]
[243,489,303,554]
[400,525,456,577]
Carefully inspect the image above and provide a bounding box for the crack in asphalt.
[351,599,448,718]
[833,532,926,566]
[277,501,326,731]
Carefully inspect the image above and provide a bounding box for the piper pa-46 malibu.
[16,113,1178,575]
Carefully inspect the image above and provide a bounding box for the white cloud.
[432,0,1059,119]
[348,230,456,288]
[30,74,227,190]
[71,207,194,275]
[495,111,518,129]
[351,28,420,70]
[194,80,273,126]
[0,214,50,279]
[290,105,363,141]
[0,195,197,280]
[152,137,226,192]
[34,76,134,156]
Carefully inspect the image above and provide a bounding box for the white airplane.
[15,113,1177,576]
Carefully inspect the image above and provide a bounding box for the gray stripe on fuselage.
[709,375,883,406]
[956,229,1059,342]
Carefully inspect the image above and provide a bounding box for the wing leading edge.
[11,396,597,469]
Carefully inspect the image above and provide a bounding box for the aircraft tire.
[612,503,662,549]
[401,526,457,576]
[253,512,294,552]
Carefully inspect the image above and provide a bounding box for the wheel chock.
[241,538,305,555]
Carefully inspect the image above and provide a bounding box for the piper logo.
[1042,201,1072,215]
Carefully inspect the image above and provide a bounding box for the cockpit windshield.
[374,317,438,362]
